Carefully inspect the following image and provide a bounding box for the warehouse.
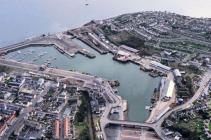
[150,61,171,72]
[119,45,139,53]
[161,79,175,101]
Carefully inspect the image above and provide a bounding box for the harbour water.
[5,39,161,122]
[2,0,208,122]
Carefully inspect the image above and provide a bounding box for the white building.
[0,74,5,83]
[173,69,181,77]
[119,45,139,53]
[150,61,171,72]
[161,79,175,101]
[38,78,45,87]
[117,50,130,57]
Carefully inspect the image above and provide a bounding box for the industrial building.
[119,45,139,53]
[161,79,175,101]
[150,61,171,72]
[117,50,130,57]
[173,69,183,87]
[113,50,130,63]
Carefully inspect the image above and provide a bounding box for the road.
[0,59,210,140]
[0,58,122,140]
[0,58,95,82]
[157,70,211,125]
[107,70,211,140]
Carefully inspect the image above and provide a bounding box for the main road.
[106,70,211,140]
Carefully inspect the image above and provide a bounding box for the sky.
[0,0,211,46]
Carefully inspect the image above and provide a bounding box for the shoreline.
[0,34,162,124]
[0,22,168,124]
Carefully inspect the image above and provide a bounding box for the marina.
[0,1,211,140]
[4,39,161,122]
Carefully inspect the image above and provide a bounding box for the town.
[0,68,81,139]
[0,11,211,140]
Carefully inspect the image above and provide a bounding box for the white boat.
[69,53,75,57]
[145,106,150,110]
[122,100,128,112]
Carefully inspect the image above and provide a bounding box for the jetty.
[0,35,95,59]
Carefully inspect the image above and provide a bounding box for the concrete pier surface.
[0,34,95,59]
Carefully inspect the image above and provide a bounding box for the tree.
[75,91,89,123]
[79,125,90,140]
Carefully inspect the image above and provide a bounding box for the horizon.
[1,0,211,46]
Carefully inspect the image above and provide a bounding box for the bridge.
[108,120,156,130]
[98,80,166,140]
[101,69,211,140]
[107,119,165,139]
